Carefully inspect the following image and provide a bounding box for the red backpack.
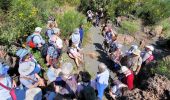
[146,54,154,63]
[26,34,39,48]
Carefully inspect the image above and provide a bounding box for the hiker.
[95,12,100,27]
[103,27,112,52]
[19,61,45,89]
[87,10,94,22]
[54,62,78,99]
[77,71,96,100]
[109,44,123,71]
[109,80,128,99]
[70,28,81,49]
[126,45,138,55]
[120,66,134,90]
[0,61,23,100]
[26,27,45,49]
[47,65,62,83]
[141,45,154,65]
[46,21,55,38]
[17,49,42,74]
[95,63,109,100]
[68,44,83,68]
[79,24,84,48]
[98,8,104,19]
[109,35,118,53]
[125,49,142,75]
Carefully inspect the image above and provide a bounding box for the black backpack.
[41,43,59,58]
[80,83,96,100]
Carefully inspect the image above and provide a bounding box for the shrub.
[119,20,141,34]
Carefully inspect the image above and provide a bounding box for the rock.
[117,34,135,45]
[154,26,163,37]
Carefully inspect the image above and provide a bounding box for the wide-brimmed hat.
[132,49,141,56]
[61,62,73,76]
[120,66,129,73]
[19,61,35,76]
[145,45,154,51]
[35,27,42,32]
[25,88,42,100]
[16,48,30,58]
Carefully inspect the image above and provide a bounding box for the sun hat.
[35,27,42,32]
[16,48,30,58]
[53,28,60,34]
[74,28,80,34]
[19,61,35,76]
[120,66,129,73]
[132,49,141,56]
[61,62,73,76]
[25,88,42,100]
[145,45,154,51]
[0,62,10,76]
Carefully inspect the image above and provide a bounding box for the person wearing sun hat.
[141,45,154,64]
[70,28,81,49]
[54,62,78,99]
[19,61,45,89]
[126,49,142,75]
[120,66,134,90]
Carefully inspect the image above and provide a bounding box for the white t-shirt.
[55,37,63,49]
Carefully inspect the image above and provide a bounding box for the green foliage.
[152,60,170,79]
[159,18,170,38]
[55,10,88,38]
[119,20,141,34]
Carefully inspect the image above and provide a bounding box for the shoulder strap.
[0,82,11,90]
[20,76,36,82]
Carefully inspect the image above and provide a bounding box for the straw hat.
[145,45,154,51]
[74,28,80,34]
[25,88,42,100]
[98,63,107,73]
[61,62,73,76]
[19,61,35,76]
[132,49,141,56]
[16,48,29,58]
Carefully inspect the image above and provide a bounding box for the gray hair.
[98,63,107,73]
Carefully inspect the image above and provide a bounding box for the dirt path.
[83,26,116,79]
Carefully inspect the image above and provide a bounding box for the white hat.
[74,28,79,34]
[145,45,154,51]
[121,66,129,73]
[53,28,60,34]
[19,61,35,76]
[98,63,107,72]
[61,62,73,75]
[35,27,42,32]
[25,88,42,100]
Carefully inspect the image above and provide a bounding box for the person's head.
[47,21,55,29]
[34,27,42,33]
[98,63,107,73]
[0,62,10,78]
[112,34,117,41]
[16,48,30,59]
[49,35,57,45]
[73,28,80,34]
[79,24,83,28]
[80,71,91,83]
[145,45,154,52]
[120,66,130,75]
[132,49,141,57]
[53,28,60,36]
[22,53,32,61]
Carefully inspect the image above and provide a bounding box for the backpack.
[26,34,39,48]
[146,54,154,63]
[41,43,59,58]
[45,29,54,37]
[80,83,96,100]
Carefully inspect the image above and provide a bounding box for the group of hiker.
[0,11,155,100]
[101,22,155,99]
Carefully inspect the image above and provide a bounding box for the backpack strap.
[0,82,11,90]
[20,76,37,82]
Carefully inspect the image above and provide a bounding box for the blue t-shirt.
[46,29,54,38]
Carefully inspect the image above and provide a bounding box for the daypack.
[41,43,59,58]
[45,29,54,37]
[26,34,39,48]
[80,83,96,100]
[146,54,154,63]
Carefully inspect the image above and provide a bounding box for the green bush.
[119,20,140,34]
[151,60,170,79]
[56,10,88,38]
